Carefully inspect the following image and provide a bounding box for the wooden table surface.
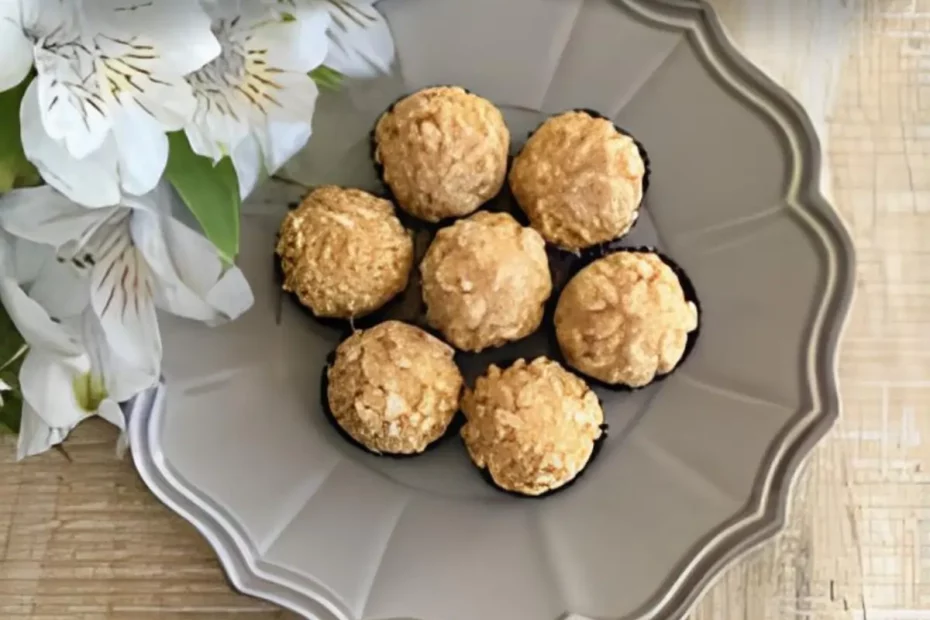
[3,0,929,618]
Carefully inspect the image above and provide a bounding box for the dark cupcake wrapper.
[370,85,511,228]
[320,334,466,459]
[512,108,652,252]
[550,244,702,393]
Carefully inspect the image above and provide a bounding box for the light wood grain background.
[2,0,929,618]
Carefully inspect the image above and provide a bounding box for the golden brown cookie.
[373,86,510,222]
[419,211,552,352]
[555,251,698,387]
[461,357,604,496]
[276,186,413,319]
[326,321,464,455]
[510,111,646,250]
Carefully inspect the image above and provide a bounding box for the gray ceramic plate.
[128,0,856,618]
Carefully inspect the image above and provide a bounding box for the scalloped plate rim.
[128,0,857,618]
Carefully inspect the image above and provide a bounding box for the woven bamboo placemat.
[1,0,928,617]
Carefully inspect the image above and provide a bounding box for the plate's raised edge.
[127,386,352,620]
[612,1,857,619]
[127,1,858,619]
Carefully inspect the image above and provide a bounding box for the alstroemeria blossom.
[0,229,145,459]
[3,0,221,207]
[314,0,395,78]
[0,184,254,386]
[14,311,149,460]
[183,1,330,198]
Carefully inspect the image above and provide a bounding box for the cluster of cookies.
[275,86,700,497]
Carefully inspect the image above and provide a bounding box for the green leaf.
[0,304,26,434]
[0,388,23,435]
[0,73,40,193]
[310,65,343,91]
[0,303,25,375]
[164,131,241,263]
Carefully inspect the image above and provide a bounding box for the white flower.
[15,311,149,460]
[0,184,254,386]
[0,230,84,359]
[183,1,330,198]
[1,0,221,207]
[0,230,145,460]
[314,0,395,78]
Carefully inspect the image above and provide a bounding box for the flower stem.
[0,343,27,374]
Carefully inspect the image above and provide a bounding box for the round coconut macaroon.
[509,110,647,251]
[461,357,605,497]
[372,86,510,223]
[325,321,464,456]
[276,186,414,320]
[554,251,699,389]
[419,211,552,353]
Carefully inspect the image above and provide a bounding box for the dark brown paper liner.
[550,244,702,393]
[319,336,465,459]
[370,85,510,227]
[511,108,652,251]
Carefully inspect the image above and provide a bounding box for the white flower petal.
[0,230,85,354]
[184,95,251,162]
[111,98,169,196]
[82,309,157,403]
[19,349,89,427]
[256,118,314,176]
[321,0,394,78]
[204,265,253,322]
[92,29,204,133]
[96,399,129,457]
[0,275,83,356]
[20,81,122,208]
[130,207,253,323]
[0,185,109,247]
[260,69,321,125]
[22,0,77,41]
[27,255,91,321]
[89,224,161,377]
[183,121,224,163]
[131,187,223,289]
[88,0,221,77]
[254,4,331,73]
[0,5,34,92]
[230,133,263,199]
[132,78,199,132]
[34,47,112,158]
[10,236,46,284]
[237,38,321,127]
[17,402,76,461]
